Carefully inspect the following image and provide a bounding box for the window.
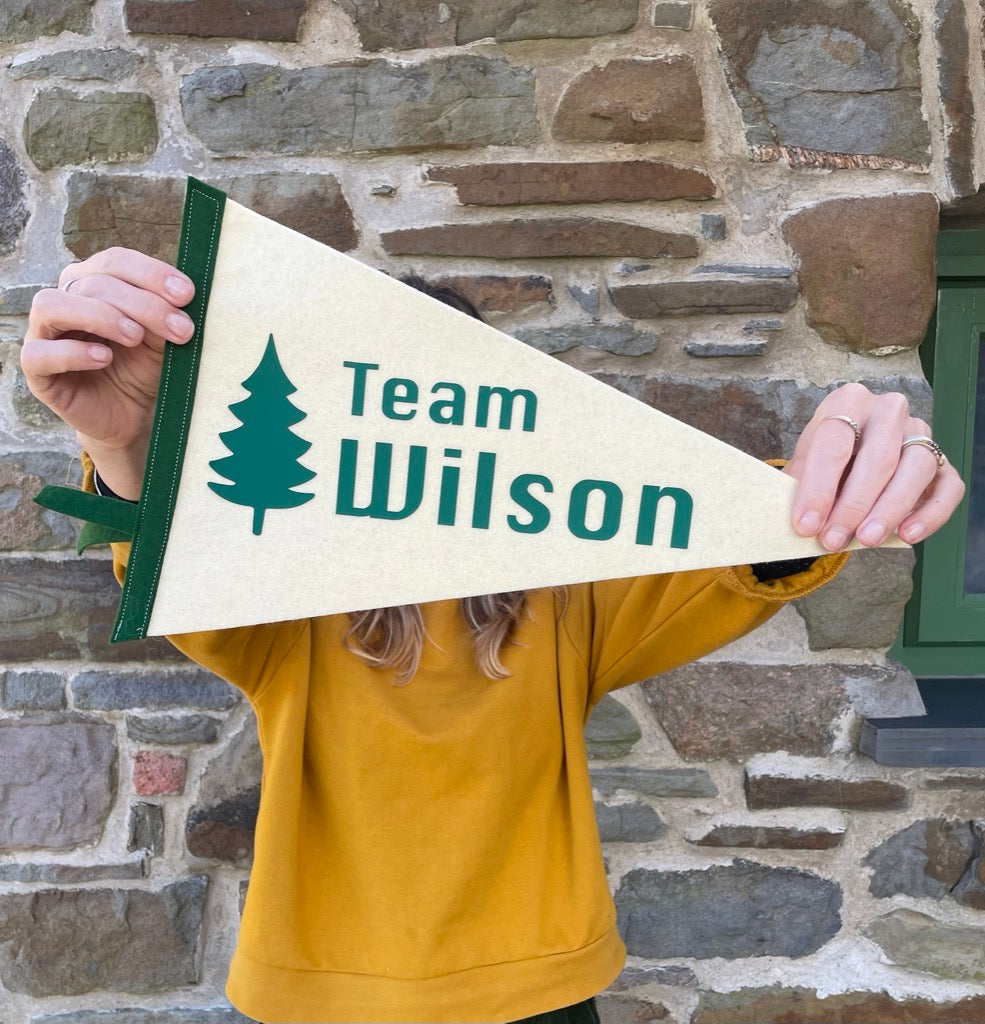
[863,230,985,767]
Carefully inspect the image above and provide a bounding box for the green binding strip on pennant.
[112,177,226,641]
[34,485,137,553]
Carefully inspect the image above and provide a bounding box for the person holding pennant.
[23,239,965,1024]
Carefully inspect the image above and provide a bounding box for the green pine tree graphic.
[209,334,316,535]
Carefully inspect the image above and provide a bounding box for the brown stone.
[427,161,715,205]
[133,750,187,796]
[381,219,698,259]
[609,277,798,317]
[641,664,854,760]
[64,172,357,263]
[781,194,938,353]
[0,452,82,550]
[432,274,553,313]
[689,823,845,850]
[124,0,307,40]
[745,768,909,811]
[554,56,705,143]
[693,987,985,1024]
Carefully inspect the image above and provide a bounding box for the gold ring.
[901,435,947,468]
[821,414,861,444]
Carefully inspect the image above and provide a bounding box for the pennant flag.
[39,178,899,640]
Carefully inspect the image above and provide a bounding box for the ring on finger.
[901,435,947,468]
[821,414,861,444]
[61,277,81,293]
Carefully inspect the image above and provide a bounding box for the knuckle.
[874,391,910,420]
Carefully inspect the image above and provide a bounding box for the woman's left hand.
[784,382,966,551]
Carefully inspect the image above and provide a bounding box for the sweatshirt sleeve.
[563,553,848,707]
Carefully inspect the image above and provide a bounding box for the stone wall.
[1,1,984,1022]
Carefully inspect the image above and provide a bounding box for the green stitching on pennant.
[112,177,226,642]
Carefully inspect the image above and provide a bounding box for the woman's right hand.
[22,248,196,499]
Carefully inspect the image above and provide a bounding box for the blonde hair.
[344,593,527,684]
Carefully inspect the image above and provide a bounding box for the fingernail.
[798,511,822,534]
[120,317,143,340]
[167,312,194,338]
[823,526,849,550]
[901,522,925,543]
[858,521,885,546]
[165,276,192,300]
[88,345,111,364]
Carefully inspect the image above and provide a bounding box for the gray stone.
[0,860,144,882]
[1,670,65,711]
[609,964,698,990]
[11,360,68,428]
[186,718,261,864]
[708,0,929,165]
[843,663,925,718]
[127,802,164,855]
[514,324,659,357]
[652,0,693,29]
[339,0,637,48]
[0,283,44,315]
[743,318,783,332]
[0,718,115,850]
[683,338,767,358]
[0,136,30,256]
[0,451,85,550]
[9,48,143,81]
[795,548,915,649]
[694,264,793,278]
[615,860,842,958]
[568,285,600,318]
[0,877,207,995]
[586,694,642,759]
[24,88,158,171]
[126,713,222,745]
[591,766,717,798]
[72,669,238,711]
[864,909,985,982]
[0,0,93,42]
[936,0,976,197]
[35,1010,254,1024]
[181,58,538,156]
[699,213,726,240]
[595,995,671,1023]
[609,277,799,318]
[595,801,667,842]
[864,819,984,908]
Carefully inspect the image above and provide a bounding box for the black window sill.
[860,678,985,767]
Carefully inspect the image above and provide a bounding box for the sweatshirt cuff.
[717,550,850,602]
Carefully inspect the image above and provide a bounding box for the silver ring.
[821,414,861,444]
[61,277,80,293]
[901,435,947,468]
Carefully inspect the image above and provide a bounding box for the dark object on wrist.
[93,470,139,504]
[750,557,818,582]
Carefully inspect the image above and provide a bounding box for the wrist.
[78,433,148,501]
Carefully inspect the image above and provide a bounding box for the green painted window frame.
[891,228,985,677]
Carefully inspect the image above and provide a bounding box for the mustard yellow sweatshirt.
[109,547,845,1024]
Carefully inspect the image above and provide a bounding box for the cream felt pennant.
[42,178,899,640]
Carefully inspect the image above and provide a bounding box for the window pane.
[965,335,985,594]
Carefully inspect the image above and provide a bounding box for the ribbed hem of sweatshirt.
[225,926,626,1024]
